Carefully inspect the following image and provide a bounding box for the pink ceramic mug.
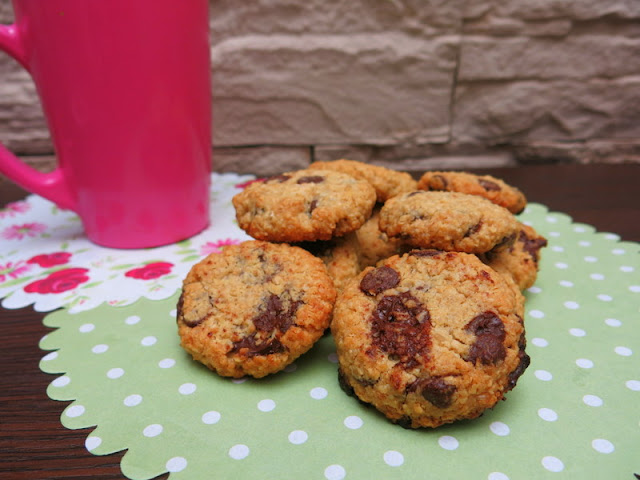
[0,0,212,248]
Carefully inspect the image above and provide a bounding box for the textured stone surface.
[1,0,639,178]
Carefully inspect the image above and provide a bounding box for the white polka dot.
[202,411,221,424]
[576,358,594,369]
[324,464,346,480]
[569,328,586,337]
[541,456,564,472]
[490,421,510,436]
[310,387,328,400]
[583,395,603,407]
[42,351,58,362]
[578,240,591,247]
[229,444,250,460]
[564,301,580,310]
[107,368,124,379]
[158,358,176,369]
[143,424,163,437]
[488,473,510,480]
[574,226,587,233]
[79,323,95,333]
[383,450,404,467]
[592,438,615,454]
[327,352,338,363]
[551,246,564,252]
[538,408,558,422]
[232,378,247,384]
[65,405,85,418]
[166,457,187,473]
[257,399,276,412]
[555,262,568,269]
[620,265,634,273]
[85,436,101,451]
[288,430,308,445]
[141,336,157,346]
[535,370,553,381]
[124,394,143,407]
[548,231,561,237]
[559,280,574,287]
[92,344,108,354]
[169,309,177,317]
[597,294,613,302]
[604,233,620,240]
[615,346,632,357]
[583,256,598,263]
[284,363,297,373]
[52,375,70,387]
[344,416,363,429]
[590,273,605,280]
[527,286,542,294]
[546,216,558,223]
[629,285,640,293]
[612,248,626,255]
[438,435,459,450]
[179,383,197,395]
[125,315,141,325]
[532,337,548,347]
[605,318,622,327]
[529,310,545,319]
[625,380,640,391]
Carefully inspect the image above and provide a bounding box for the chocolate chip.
[297,175,325,184]
[519,229,548,263]
[463,221,483,238]
[368,292,431,367]
[464,311,506,365]
[408,190,426,197]
[408,377,457,408]
[266,174,291,183]
[429,174,448,191]
[395,416,414,429]
[360,266,400,296]
[507,336,530,390]
[337,368,355,397]
[231,293,302,357]
[478,179,501,191]
[408,249,442,258]
[309,199,318,214]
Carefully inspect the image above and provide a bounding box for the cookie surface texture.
[479,223,548,290]
[308,159,417,202]
[418,171,527,214]
[355,206,408,268]
[232,168,376,242]
[379,191,519,253]
[177,241,336,378]
[331,250,528,428]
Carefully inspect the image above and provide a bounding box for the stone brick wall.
[1,0,639,180]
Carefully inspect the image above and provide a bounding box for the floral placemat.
[0,173,254,313]
[34,201,639,479]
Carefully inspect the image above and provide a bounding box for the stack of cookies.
[176,159,547,429]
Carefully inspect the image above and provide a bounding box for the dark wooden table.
[1,164,639,479]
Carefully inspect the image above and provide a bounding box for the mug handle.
[0,23,75,210]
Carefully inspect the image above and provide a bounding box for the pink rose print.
[0,261,31,283]
[1,222,47,240]
[24,268,90,294]
[0,201,30,219]
[200,238,241,256]
[125,262,173,280]
[27,252,72,268]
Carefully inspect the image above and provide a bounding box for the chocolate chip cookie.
[331,250,529,428]
[355,206,408,268]
[418,171,527,214]
[232,168,376,242]
[379,191,519,253]
[177,240,336,378]
[308,159,418,202]
[479,223,548,291]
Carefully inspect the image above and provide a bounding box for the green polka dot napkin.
[38,203,640,479]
